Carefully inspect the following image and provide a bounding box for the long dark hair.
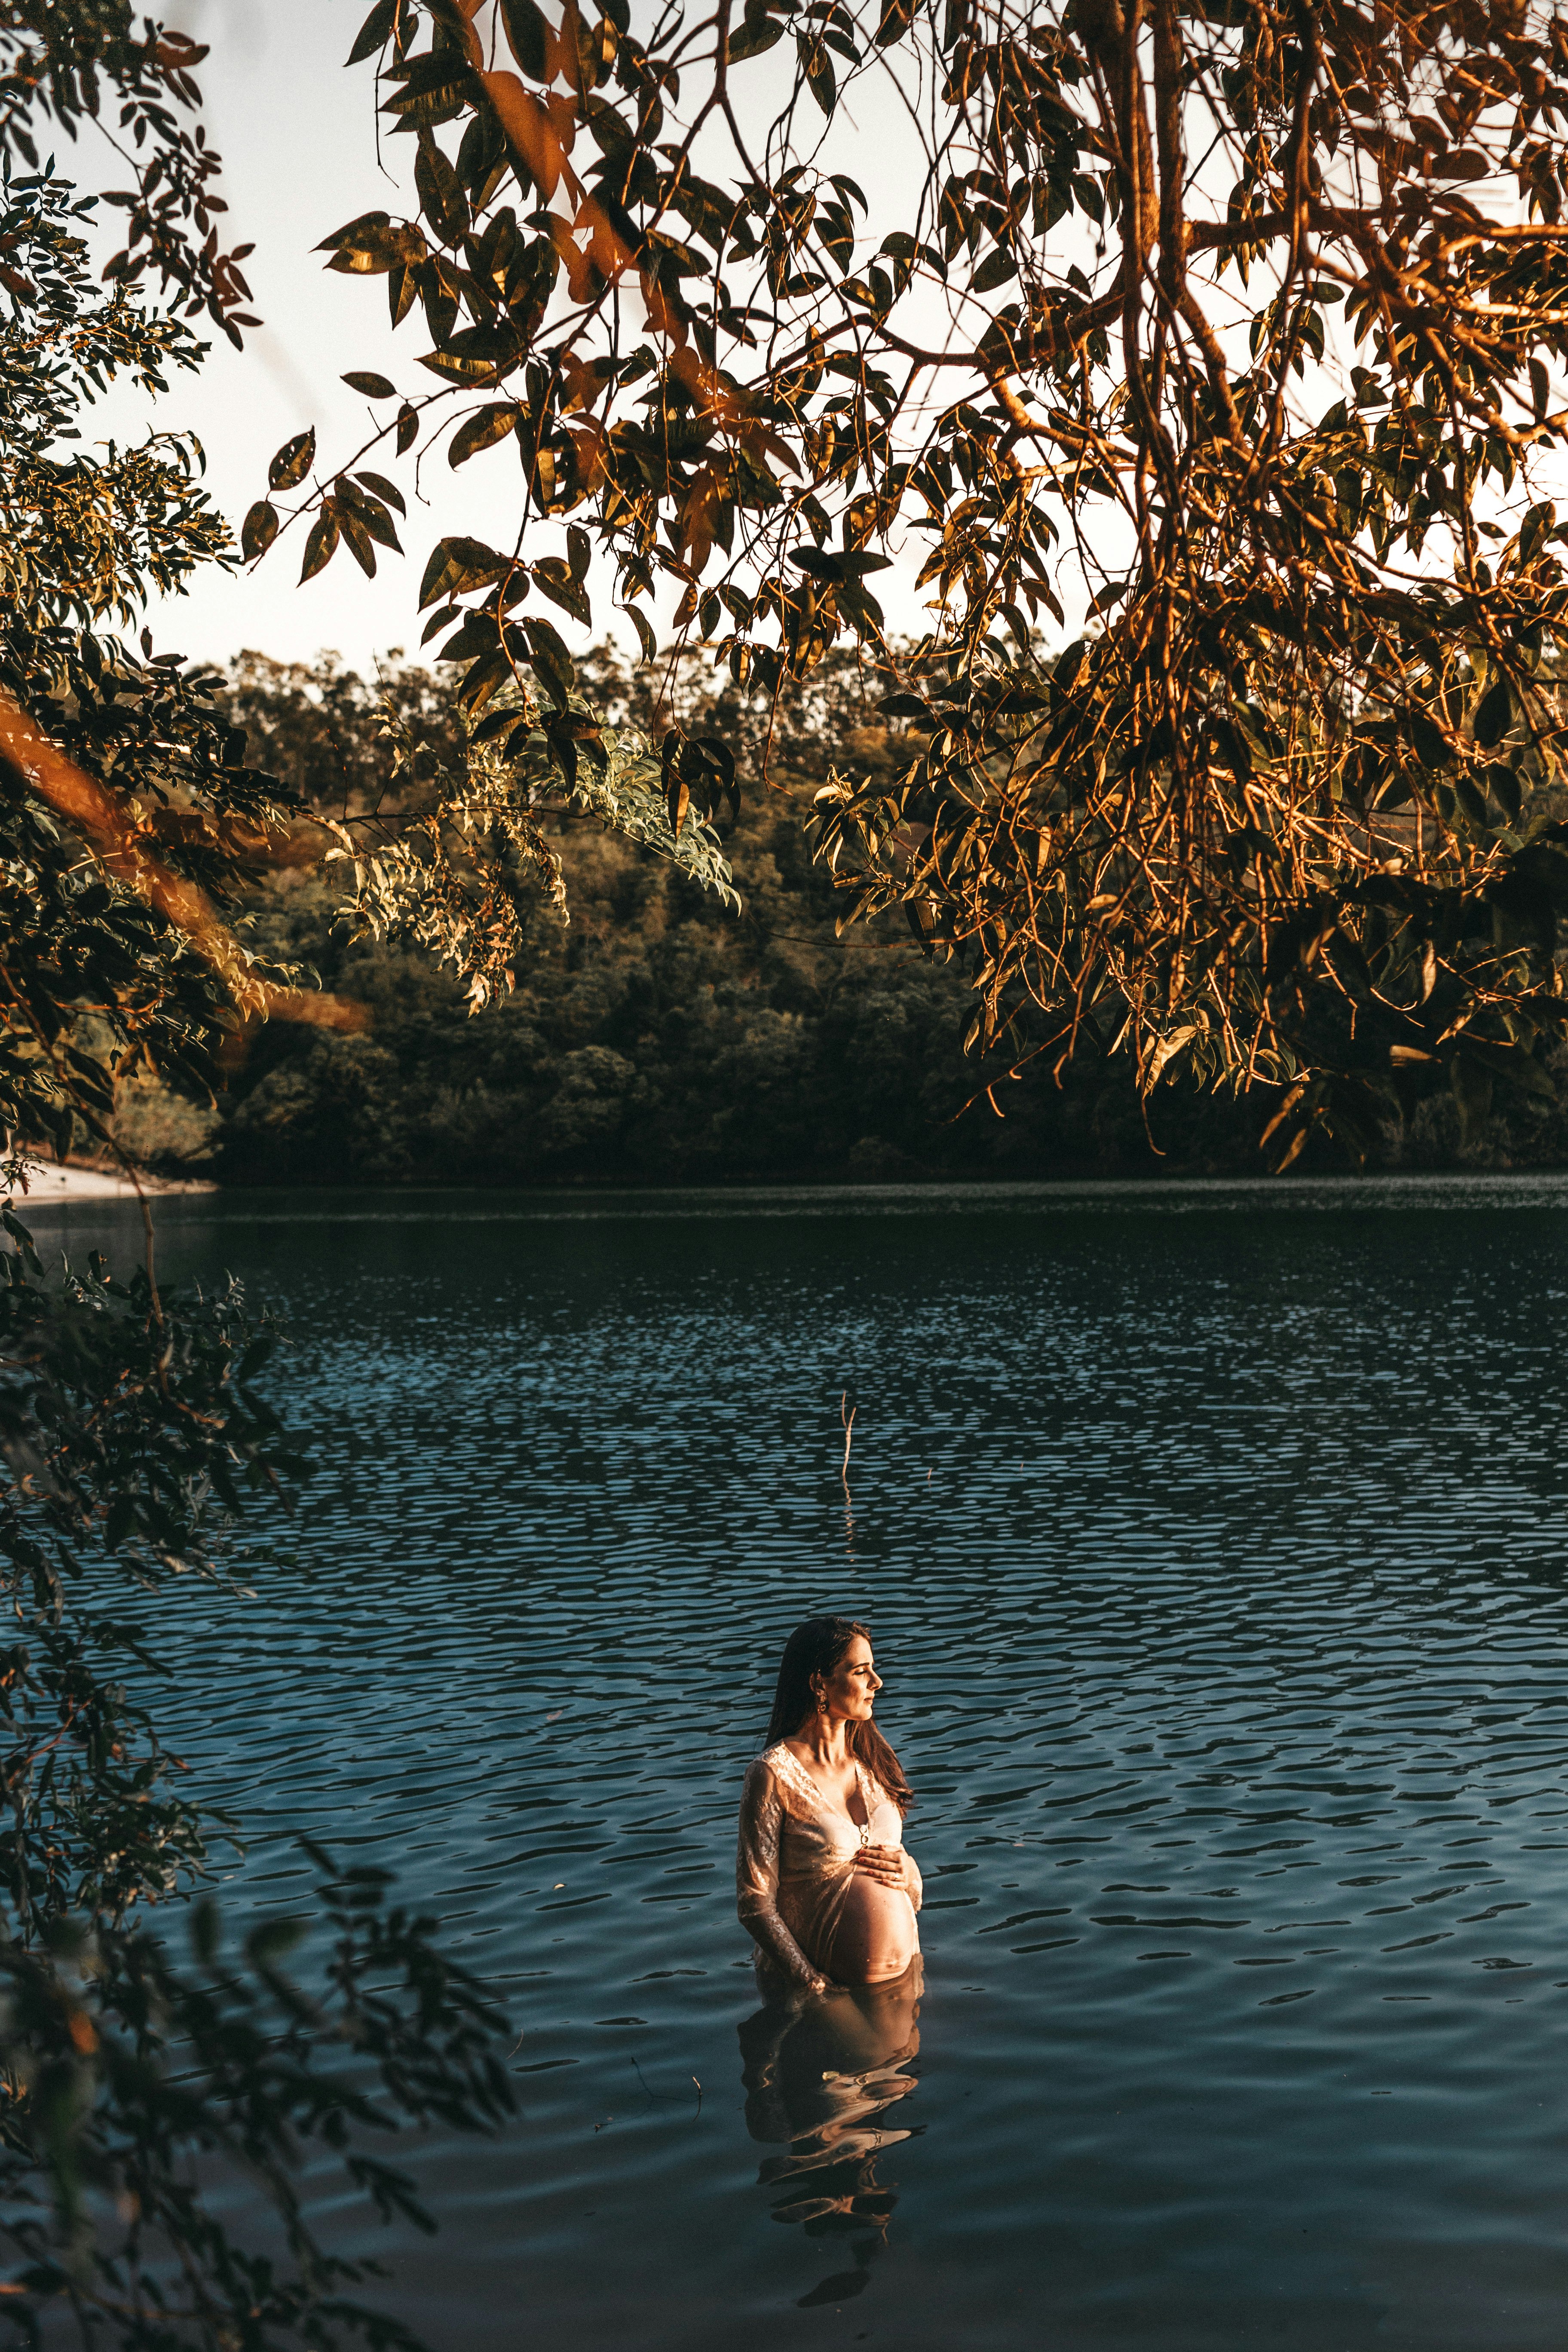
[764,1617,913,1813]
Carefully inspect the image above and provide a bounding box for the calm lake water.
[24,1174,1568,2350]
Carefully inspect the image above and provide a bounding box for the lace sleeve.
[736,1759,824,1991]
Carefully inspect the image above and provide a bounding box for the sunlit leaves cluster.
[0,157,227,628]
[326,662,736,1010]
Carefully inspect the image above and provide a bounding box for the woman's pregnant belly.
[829,1870,918,1984]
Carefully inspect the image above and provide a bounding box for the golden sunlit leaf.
[268,429,315,492]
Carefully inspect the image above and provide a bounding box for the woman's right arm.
[736,1759,828,1994]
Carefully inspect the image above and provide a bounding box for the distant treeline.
[111,648,1568,1186]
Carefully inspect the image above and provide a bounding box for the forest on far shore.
[109,645,1568,1190]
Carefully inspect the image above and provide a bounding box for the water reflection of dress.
[735,1742,923,1990]
[738,1961,924,2263]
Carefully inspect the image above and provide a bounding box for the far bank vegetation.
[108,649,1568,1188]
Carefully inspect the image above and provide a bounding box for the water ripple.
[25,1180,1568,2350]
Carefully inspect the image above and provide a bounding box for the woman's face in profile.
[819,1635,882,1722]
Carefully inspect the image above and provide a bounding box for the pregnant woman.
[737,1616,922,1995]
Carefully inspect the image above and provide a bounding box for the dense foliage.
[256,0,1568,1164]
[0,14,518,2346]
[0,147,307,1167]
[104,647,1568,1186]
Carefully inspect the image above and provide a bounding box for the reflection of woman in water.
[738,1964,923,2256]
[736,1616,922,1995]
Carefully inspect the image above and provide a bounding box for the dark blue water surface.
[26,1174,1568,2350]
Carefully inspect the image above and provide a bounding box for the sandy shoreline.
[2,1162,215,1206]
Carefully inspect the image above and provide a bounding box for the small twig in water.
[632,2057,661,2105]
[632,2056,704,2119]
[840,1390,856,1496]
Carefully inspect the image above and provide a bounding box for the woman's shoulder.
[745,1743,814,1802]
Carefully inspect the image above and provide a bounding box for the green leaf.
[397,400,420,455]
[240,500,279,562]
[268,429,315,492]
[390,261,420,327]
[1474,675,1513,747]
[522,615,576,705]
[318,211,426,275]
[346,0,399,64]
[799,33,836,116]
[791,548,893,581]
[456,645,517,712]
[971,244,1019,292]
[416,129,469,246]
[342,371,396,398]
[418,535,511,607]
[532,557,591,625]
[449,403,521,467]
[1490,763,1524,825]
[379,53,475,129]
[299,506,340,582]
[437,611,503,664]
[622,603,657,663]
[1,1206,37,1261]
[729,2,785,61]
[500,0,551,78]
[190,1898,221,1966]
[246,1917,306,1969]
[1407,708,1449,770]
[417,322,526,384]
[1452,771,1491,828]
[335,479,403,553]
[697,734,738,811]
[354,470,406,514]
[1520,499,1556,565]
[336,501,380,576]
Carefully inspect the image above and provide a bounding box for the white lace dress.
[735,1741,922,1991]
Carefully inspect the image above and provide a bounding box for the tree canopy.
[253,0,1568,1158]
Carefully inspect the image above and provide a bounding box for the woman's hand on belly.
[833,1858,918,1983]
[852,1844,912,1894]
